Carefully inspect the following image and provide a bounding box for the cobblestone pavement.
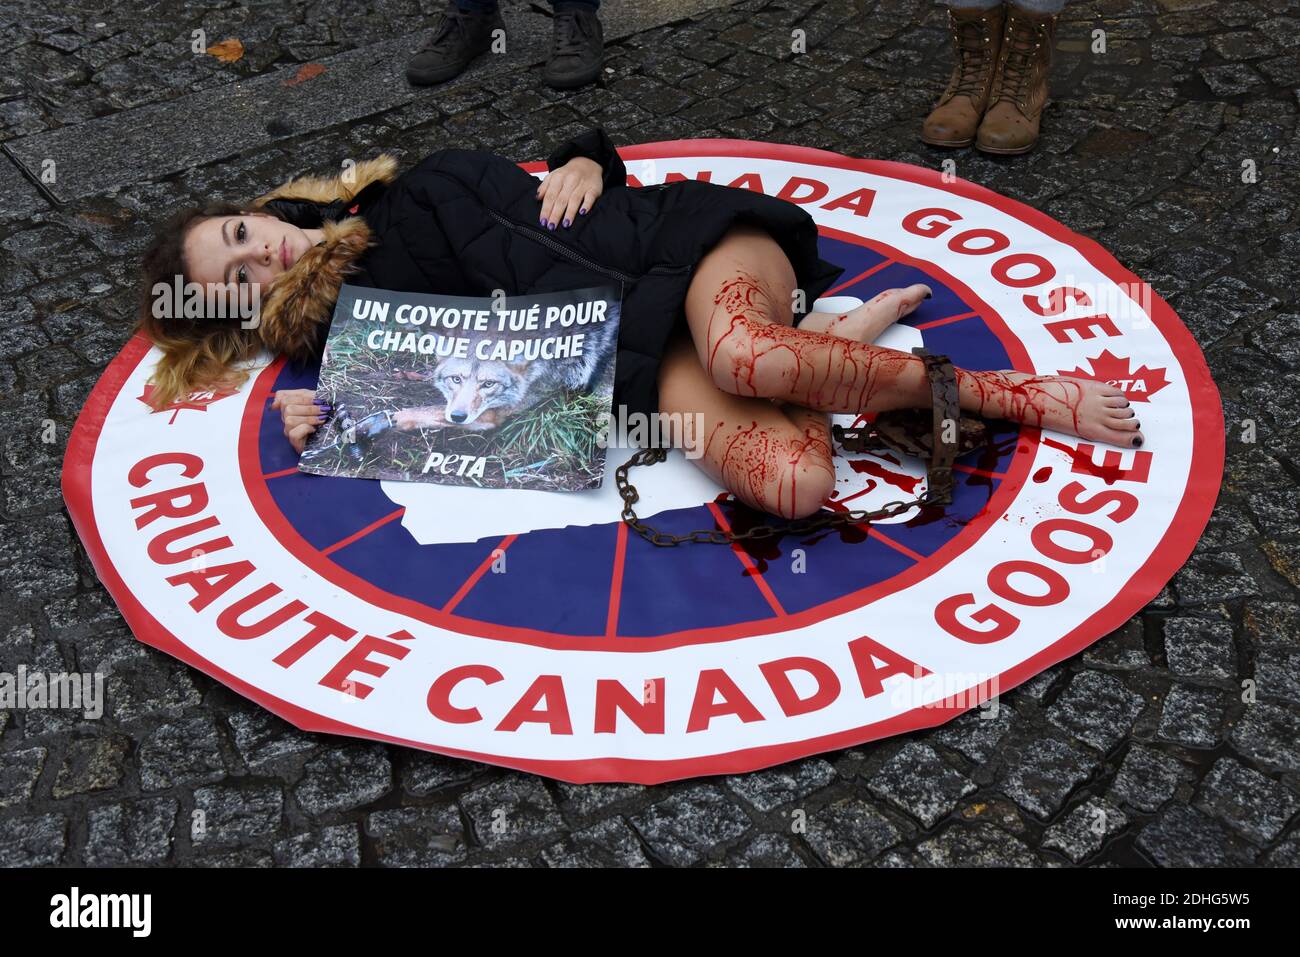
[1,0,1298,867]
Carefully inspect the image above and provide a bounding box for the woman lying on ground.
[138,128,1142,520]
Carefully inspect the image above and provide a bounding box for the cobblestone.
[1000,737,1099,820]
[1155,683,1227,747]
[138,714,229,791]
[541,817,651,868]
[866,743,977,827]
[1192,755,1300,845]
[1108,743,1196,813]
[461,775,566,853]
[401,752,489,796]
[84,796,176,865]
[802,797,902,866]
[366,805,466,867]
[0,746,46,809]
[51,734,127,798]
[724,758,836,812]
[719,832,808,867]
[933,702,1016,764]
[0,812,66,867]
[916,822,1039,867]
[628,784,752,866]
[1163,617,1237,680]
[294,744,393,816]
[273,823,362,867]
[1135,804,1255,867]
[1228,702,1300,773]
[1041,798,1129,864]
[192,783,285,845]
[1046,671,1146,754]
[226,708,318,771]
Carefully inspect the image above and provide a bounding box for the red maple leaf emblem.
[1057,349,1171,403]
[137,384,237,424]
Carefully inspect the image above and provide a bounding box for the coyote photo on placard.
[297,286,622,491]
[382,317,618,433]
[435,355,537,429]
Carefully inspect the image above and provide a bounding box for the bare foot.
[966,371,1145,448]
[811,283,932,342]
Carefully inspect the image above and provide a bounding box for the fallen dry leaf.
[284,63,326,86]
[207,38,244,63]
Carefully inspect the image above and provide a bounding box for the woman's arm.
[536,156,605,231]
[537,127,628,230]
[546,127,627,192]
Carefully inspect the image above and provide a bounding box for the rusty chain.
[614,445,945,547]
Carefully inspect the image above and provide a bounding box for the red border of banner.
[60,141,1224,784]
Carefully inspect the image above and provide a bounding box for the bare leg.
[684,224,1145,448]
[798,283,932,344]
[658,336,835,520]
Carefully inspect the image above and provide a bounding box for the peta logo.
[49,887,151,937]
[1058,350,1170,402]
[421,450,487,478]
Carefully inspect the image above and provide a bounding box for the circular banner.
[63,141,1223,783]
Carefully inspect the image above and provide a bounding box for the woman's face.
[184,212,314,298]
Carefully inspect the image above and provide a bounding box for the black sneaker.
[543,7,604,90]
[407,3,504,86]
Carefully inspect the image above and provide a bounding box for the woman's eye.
[237,266,247,284]
[236,221,246,242]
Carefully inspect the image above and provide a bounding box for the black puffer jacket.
[258,128,845,417]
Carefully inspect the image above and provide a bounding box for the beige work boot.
[921,6,1006,148]
[976,5,1059,155]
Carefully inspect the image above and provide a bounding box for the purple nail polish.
[540,216,547,226]
[547,220,556,230]
[316,415,327,423]
[579,207,587,215]
[562,218,571,228]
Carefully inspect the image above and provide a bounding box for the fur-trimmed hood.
[252,155,398,360]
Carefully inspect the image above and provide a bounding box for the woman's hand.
[271,388,328,453]
[536,156,603,230]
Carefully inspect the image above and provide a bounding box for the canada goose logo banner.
[62,141,1222,784]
